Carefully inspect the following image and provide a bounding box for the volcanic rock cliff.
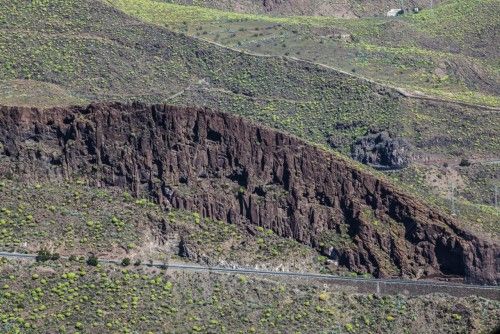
[0,103,497,284]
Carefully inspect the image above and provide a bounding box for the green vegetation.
[0,179,340,274]
[457,163,500,205]
[388,164,500,238]
[0,180,145,255]
[0,258,497,333]
[0,80,84,108]
[410,0,499,43]
[0,0,498,160]
[110,0,500,106]
[86,255,99,266]
[0,0,497,236]
[35,249,60,263]
[176,212,330,272]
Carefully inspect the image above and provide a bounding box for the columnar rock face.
[0,103,498,284]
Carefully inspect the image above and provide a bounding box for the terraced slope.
[1,103,498,284]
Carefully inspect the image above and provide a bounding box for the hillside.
[0,1,499,332]
[1,103,498,284]
[2,259,498,334]
[165,0,445,17]
[1,0,498,153]
[110,0,500,106]
[0,0,498,245]
[0,178,331,274]
[0,102,498,334]
[95,0,500,226]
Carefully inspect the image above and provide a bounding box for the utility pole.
[495,185,498,209]
[450,181,456,216]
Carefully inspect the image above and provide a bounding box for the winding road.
[187,35,500,112]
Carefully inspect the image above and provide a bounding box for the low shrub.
[36,249,59,262]
[459,158,471,167]
[121,258,131,266]
[86,255,99,266]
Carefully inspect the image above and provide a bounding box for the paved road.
[1,251,499,299]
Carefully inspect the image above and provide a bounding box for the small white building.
[387,8,404,17]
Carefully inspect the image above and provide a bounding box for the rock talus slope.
[0,103,497,284]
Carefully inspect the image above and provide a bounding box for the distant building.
[387,8,404,17]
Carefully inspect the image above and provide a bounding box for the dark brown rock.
[351,130,411,170]
[0,102,497,284]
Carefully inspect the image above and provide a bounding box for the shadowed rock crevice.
[0,102,497,284]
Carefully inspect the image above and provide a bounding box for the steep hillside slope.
[409,0,500,55]
[1,0,498,157]
[0,103,498,284]
[0,0,498,236]
[0,179,332,273]
[112,0,499,105]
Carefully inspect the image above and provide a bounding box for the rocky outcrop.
[351,130,411,170]
[178,237,193,259]
[0,102,497,284]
